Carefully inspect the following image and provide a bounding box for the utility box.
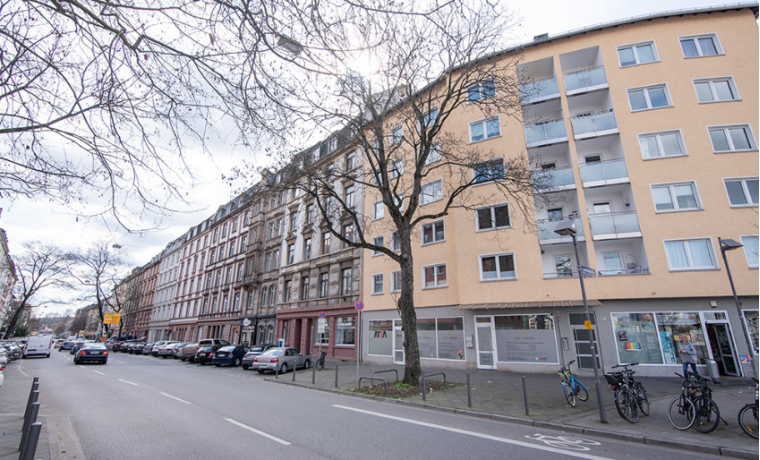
[706,359,720,381]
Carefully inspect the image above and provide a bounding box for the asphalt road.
[19,351,727,460]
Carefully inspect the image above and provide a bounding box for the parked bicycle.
[738,378,758,439]
[668,372,722,433]
[605,364,642,423]
[668,372,696,430]
[558,359,588,407]
[612,363,650,416]
[315,350,327,370]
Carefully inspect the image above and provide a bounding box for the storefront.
[239,314,276,346]
[276,302,357,360]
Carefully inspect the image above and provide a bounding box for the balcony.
[563,66,608,95]
[570,109,617,139]
[524,119,567,147]
[538,218,585,242]
[579,159,629,187]
[519,77,560,104]
[532,167,575,190]
[241,272,260,288]
[588,211,641,239]
[598,266,650,276]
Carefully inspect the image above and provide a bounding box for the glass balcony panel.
[580,159,628,183]
[532,167,574,189]
[545,120,567,140]
[564,67,608,92]
[538,217,584,241]
[524,119,566,145]
[571,110,617,137]
[586,67,608,87]
[580,163,604,183]
[519,77,559,103]
[525,124,546,144]
[588,212,641,237]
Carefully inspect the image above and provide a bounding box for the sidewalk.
[265,361,759,459]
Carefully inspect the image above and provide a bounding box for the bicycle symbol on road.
[525,433,601,451]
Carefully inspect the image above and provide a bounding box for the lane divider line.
[160,392,191,405]
[331,405,610,460]
[118,379,138,386]
[225,418,291,446]
[93,370,106,376]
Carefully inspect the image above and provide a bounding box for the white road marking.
[332,405,611,460]
[118,379,138,386]
[160,392,191,405]
[225,418,291,446]
[93,370,106,376]
[19,368,28,377]
[78,365,85,369]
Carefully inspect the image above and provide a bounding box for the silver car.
[251,347,310,374]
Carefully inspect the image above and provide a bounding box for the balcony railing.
[570,109,617,138]
[524,119,567,146]
[543,270,578,279]
[588,211,641,238]
[563,66,607,93]
[598,266,650,276]
[538,217,585,241]
[532,167,575,189]
[579,159,629,184]
[519,77,560,104]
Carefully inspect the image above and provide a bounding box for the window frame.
[679,33,724,58]
[663,238,719,272]
[372,200,385,220]
[740,235,759,269]
[472,158,506,185]
[708,124,758,153]
[475,203,511,231]
[638,130,687,160]
[341,267,352,295]
[421,219,445,246]
[422,263,447,289]
[371,273,384,295]
[627,83,673,112]
[479,252,517,281]
[693,76,740,103]
[617,40,659,68]
[391,270,402,292]
[723,177,759,207]
[318,272,329,298]
[372,236,385,257]
[391,125,403,145]
[650,181,703,213]
[390,231,401,252]
[420,179,443,206]
[468,116,501,143]
[467,79,496,103]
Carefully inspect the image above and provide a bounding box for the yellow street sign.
[584,320,593,330]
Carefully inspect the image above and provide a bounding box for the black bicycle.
[612,363,650,416]
[315,350,327,370]
[689,372,722,433]
[605,369,639,423]
[738,378,758,439]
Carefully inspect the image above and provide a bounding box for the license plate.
[199,353,206,357]
[218,353,227,357]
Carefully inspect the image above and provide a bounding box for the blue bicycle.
[559,360,588,407]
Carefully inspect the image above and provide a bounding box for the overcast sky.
[0,0,747,315]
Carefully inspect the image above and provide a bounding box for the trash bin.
[706,359,720,381]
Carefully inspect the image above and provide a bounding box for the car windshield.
[262,349,283,357]
[250,346,267,352]
[218,346,236,352]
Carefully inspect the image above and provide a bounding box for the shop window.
[494,315,558,363]
[335,316,356,345]
[368,320,393,356]
[416,317,465,360]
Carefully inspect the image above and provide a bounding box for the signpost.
[579,265,596,278]
[354,301,364,379]
[317,312,327,359]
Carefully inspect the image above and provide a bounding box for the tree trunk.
[398,235,421,384]
[2,303,26,340]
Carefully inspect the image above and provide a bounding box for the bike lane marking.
[160,392,191,405]
[225,417,291,446]
[333,405,610,460]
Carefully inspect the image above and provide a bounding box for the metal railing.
[532,166,575,189]
[538,218,585,241]
[419,371,447,402]
[579,159,629,184]
[564,66,608,93]
[519,77,560,104]
[571,109,617,137]
[524,119,567,146]
[588,211,641,237]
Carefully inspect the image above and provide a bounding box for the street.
[3,352,736,460]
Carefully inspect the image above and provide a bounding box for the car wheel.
[233,358,241,367]
[180,357,185,362]
[215,363,221,367]
[199,361,204,365]
[73,358,78,364]
[103,360,107,364]
[46,354,50,358]
[303,359,310,370]
[280,363,288,374]
[242,364,250,370]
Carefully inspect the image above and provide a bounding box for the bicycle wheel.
[575,380,589,402]
[693,397,720,433]
[738,404,758,439]
[316,359,324,371]
[634,382,650,416]
[563,383,577,407]
[615,388,640,423]
[668,395,696,430]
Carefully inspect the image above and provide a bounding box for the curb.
[263,377,757,459]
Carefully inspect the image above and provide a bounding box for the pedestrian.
[678,334,699,376]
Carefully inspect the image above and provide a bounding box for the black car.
[70,341,87,355]
[130,343,146,354]
[212,345,248,367]
[59,341,75,351]
[73,343,108,365]
[194,346,217,365]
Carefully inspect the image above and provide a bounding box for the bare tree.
[261,3,532,383]
[3,242,70,339]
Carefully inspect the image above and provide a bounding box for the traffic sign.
[584,320,593,330]
[354,300,364,311]
[319,312,326,318]
[579,265,596,278]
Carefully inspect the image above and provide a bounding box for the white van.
[23,336,53,358]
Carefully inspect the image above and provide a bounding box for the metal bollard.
[421,371,427,401]
[19,402,39,451]
[467,372,472,408]
[24,380,40,421]
[275,363,279,379]
[334,363,339,388]
[23,391,39,424]
[522,376,530,416]
[312,361,316,384]
[292,364,296,382]
[20,423,41,460]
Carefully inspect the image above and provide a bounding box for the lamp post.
[555,220,607,423]
[718,237,758,379]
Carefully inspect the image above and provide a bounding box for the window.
[467,80,496,102]
[480,253,516,280]
[289,210,298,231]
[741,236,759,268]
[303,237,312,259]
[417,317,466,360]
[239,235,247,253]
[476,203,511,231]
[617,41,658,67]
[260,287,268,307]
[724,178,759,207]
[469,116,501,143]
[472,158,505,184]
[305,204,314,224]
[209,248,216,264]
[390,232,401,251]
[322,232,331,254]
[372,274,384,295]
[651,182,701,212]
[335,316,355,345]
[345,151,356,171]
[237,263,243,281]
[287,244,295,264]
[341,268,352,295]
[319,272,329,298]
[268,222,277,239]
[555,255,573,278]
[344,185,355,208]
[372,201,384,220]
[680,34,722,58]
[391,126,403,145]
[694,77,739,103]
[664,238,718,271]
[423,263,447,288]
[425,142,442,165]
[372,236,384,256]
[494,315,557,363]
[420,180,443,205]
[228,239,236,257]
[268,286,276,306]
[342,224,355,248]
[709,125,757,152]
[283,280,292,302]
[391,271,402,292]
[225,267,232,283]
[421,220,445,245]
[628,84,671,111]
[639,131,686,159]
[390,159,404,179]
[300,276,310,300]
[315,319,329,345]
[421,108,438,130]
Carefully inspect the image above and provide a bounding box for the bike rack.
[358,377,387,396]
[371,369,399,383]
[419,371,446,401]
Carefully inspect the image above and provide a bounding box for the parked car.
[150,341,172,356]
[194,346,216,365]
[141,343,156,355]
[23,335,53,358]
[251,347,310,374]
[59,341,75,351]
[130,342,147,354]
[171,342,191,359]
[0,342,22,360]
[241,344,276,370]
[212,345,248,367]
[73,342,108,365]
[111,341,126,352]
[157,341,182,358]
[177,343,199,362]
[0,350,8,366]
[198,338,230,349]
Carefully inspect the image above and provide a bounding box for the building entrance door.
[706,322,740,376]
[569,312,601,370]
[475,316,497,369]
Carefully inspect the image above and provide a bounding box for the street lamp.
[718,237,758,379]
[555,220,608,424]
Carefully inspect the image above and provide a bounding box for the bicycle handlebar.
[611,362,639,369]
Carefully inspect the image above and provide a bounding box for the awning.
[455,299,603,310]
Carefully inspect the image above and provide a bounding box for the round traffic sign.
[319,312,326,318]
[354,300,364,311]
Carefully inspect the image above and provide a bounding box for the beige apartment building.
[360,5,759,377]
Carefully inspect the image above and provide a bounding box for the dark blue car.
[211,345,248,367]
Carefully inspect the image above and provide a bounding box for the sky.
[0,0,750,315]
